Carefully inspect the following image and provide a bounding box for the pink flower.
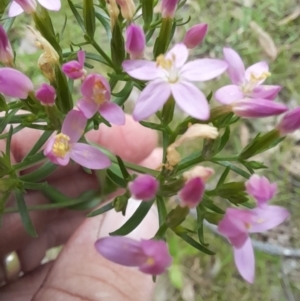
[122,43,228,121]
[125,24,146,59]
[276,107,300,135]
[77,74,125,125]
[95,236,172,275]
[218,206,289,283]
[44,110,111,169]
[9,0,61,17]
[128,174,159,201]
[161,0,179,18]
[0,25,13,65]
[35,83,56,106]
[0,68,33,99]
[62,50,86,80]
[178,177,205,208]
[215,48,282,105]
[183,23,208,49]
[245,175,277,206]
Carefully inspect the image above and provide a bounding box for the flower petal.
[233,237,255,283]
[77,98,99,119]
[122,60,164,81]
[77,50,85,67]
[133,80,171,121]
[215,85,244,105]
[95,236,147,267]
[70,143,111,169]
[129,174,159,201]
[233,98,288,118]
[38,0,61,11]
[81,74,111,101]
[165,43,189,68]
[223,47,245,85]
[44,136,70,166]
[8,1,24,17]
[171,81,209,120]
[245,61,269,84]
[249,205,290,233]
[62,110,87,143]
[99,101,126,125]
[251,85,281,100]
[180,59,228,82]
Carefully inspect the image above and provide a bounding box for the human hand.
[0,115,162,301]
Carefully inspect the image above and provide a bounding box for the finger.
[33,199,159,301]
[0,262,54,301]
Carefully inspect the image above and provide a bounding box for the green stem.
[212,155,239,161]
[177,153,204,173]
[90,39,115,69]
[13,152,46,172]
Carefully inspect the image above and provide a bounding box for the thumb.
[33,200,159,301]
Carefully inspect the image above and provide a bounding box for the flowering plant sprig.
[0,0,297,285]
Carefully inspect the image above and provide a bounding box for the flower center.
[93,79,106,105]
[242,71,271,94]
[156,54,179,83]
[52,133,70,158]
[145,257,155,266]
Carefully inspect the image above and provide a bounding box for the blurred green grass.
[8,0,300,300]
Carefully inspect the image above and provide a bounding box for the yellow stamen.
[52,133,70,158]
[156,54,173,70]
[93,80,106,105]
[245,222,252,230]
[250,71,271,83]
[146,257,155,266]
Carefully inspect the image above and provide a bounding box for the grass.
[7,0,300,300]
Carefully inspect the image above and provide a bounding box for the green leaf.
[141,0,154,27]
[166,205,189,229]
[14,190,37,237]
[106,169,127,188]
[110,199,155,236]
[0,109,18,135]
[19,161,57,182]
[0,94,8,112]
[5,126,13,163]
[83,0,96,38]
[139,121,166,132]
[217,126,230,153]
[95,11,111,38]
[24,131,53,159]
[85,52,109,66]
[112,81,134,98]
[116,156,131,181]
[156,196,167,227]
[242,160,268,170]
[174,231,215,255]
[216,167,230,188]
[196,204,208,246]
[211,160,250,179]
[87,201,114,217]
[111,21,125,68]
[67,0,86,33]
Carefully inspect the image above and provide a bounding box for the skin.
[0,115,162,301]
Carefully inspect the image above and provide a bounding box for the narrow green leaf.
[95,11,111,38]
[110,199,155,236]
[14,190,37,237]
[196,204,208,246]
[216,167,230,188]
[217,126,230,153]
[67,0,86,32]
[83,0,95,38]
[5,126,13,163]
[0,109,18,134]
[112,81,134,97]
[19,161,57,182]
[116,156,131,181]
[106,169,127,188]
[211,160,250,179]
[139,121,166,132]
[156,196,167,226]
[24,131,53,159]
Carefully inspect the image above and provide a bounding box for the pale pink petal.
[180,59,228,82]
[233,237,255,283]
[81,74,111,101]
[165,43,189,68]
[251,85,281,100]
[62,110,87,143]
[77,98,99,119]
[215,85,244,105]
[8,1,25,17]
[99,101,126,125]
[71,143,111,169]
[77,50,85,67]
[277,107,300,135]
[223,48,245,85]
[245,61,269,85]
[133,80,171,121]
[249,206,290,233]
[38,0,61,11]
[171,81,209,120]
[122,60,164,81]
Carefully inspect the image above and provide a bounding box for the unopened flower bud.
[0,25,14,65]
[116,0,135,20]
[0,68,33,99]
[125,24,145,59]
[128,174,159,201]
[276,107,300,135]
[178,177,205,208]
[183,23,208,49]
[183,166,214,182]
[161,0,179,18]
[35,83,56,106]
[62,50,86,80]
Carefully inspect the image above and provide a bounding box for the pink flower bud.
[35,83,56,106]
[128,174,159,201]
[232,98,288,118]
[276,107,300,135]
[178,177,205,208]
[62,50,86,80]
[0,68,33,99]
[183,23,208,49]
[125,24,146,59]
[95,236,172,275]
[161,0,179,18]
[245,174,277,206]
[0,25,14,65]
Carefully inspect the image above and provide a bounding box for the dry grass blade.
[278,6,300,26]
